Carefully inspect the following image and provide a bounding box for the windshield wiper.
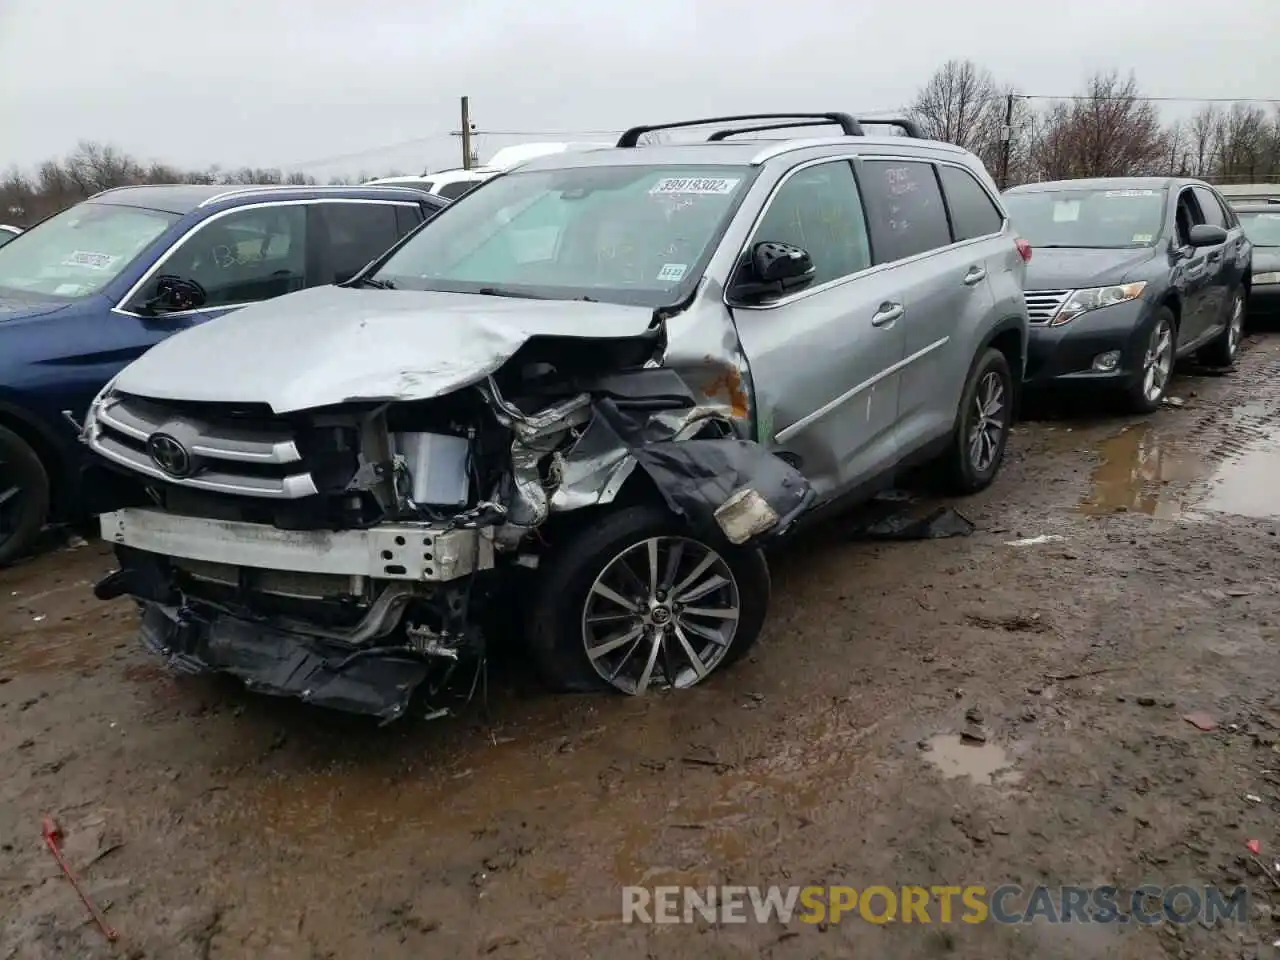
[475,286,547,300]
[354,276,396,289]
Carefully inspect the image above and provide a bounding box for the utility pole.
[1000,93,1014,190]
[460,96,473,171]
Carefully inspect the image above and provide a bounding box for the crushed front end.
[83,334,812,722]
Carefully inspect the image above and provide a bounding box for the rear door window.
[937,164,1004,241]
[313,202,402,283]
[859,160,953,263]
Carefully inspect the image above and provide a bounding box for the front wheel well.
[1159,293,1182,334]
[0,409,68,516]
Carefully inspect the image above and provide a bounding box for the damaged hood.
[112,286,659,413]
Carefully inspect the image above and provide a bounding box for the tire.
[1198,290,1246,368]
[1124,307,1177,414]
[938,347,1014,495]
[526,503,771,695]
[0,424,51,567]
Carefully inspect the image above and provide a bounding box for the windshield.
[0,229,17,249]
[1003,188,1167,249]
[371,164,754,306]
[1239,210,1280,247]
[0,202,178,299]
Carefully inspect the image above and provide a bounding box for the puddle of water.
[923,734,1023,787]
[1080,425,1210,519]
[1199,426,1280,519]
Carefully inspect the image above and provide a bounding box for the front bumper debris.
[136,602,430,723]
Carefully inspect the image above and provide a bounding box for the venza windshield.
[1003,188,1167,249]
[371,164,753,306]
[1239,211,1280,247]
[0,202,178,299]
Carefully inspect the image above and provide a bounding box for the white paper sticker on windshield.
[657,263,688,282]
[1132,233,1154,243]
[1104,189,1158,198]
[650,177,740,196]
[1052,201,1081,222]
[54,283,85,296]
[61,250,118,270]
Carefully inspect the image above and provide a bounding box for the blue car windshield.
[1003,188,1167,249]
[371,164,754,307]
[0,202,178,299]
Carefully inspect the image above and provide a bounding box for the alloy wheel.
[967,371,1006,473]
[1142,318,1174,403]
[581,536,740,695]
[1227,295,1245,359]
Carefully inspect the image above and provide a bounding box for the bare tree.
[1025,71,1166,180]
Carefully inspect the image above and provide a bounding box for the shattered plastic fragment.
[1005,534,1066,547]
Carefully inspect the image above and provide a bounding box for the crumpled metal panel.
[111,286,661,413]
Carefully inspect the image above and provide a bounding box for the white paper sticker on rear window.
[1052,201,1081,222]
[650,177,740,196]
[61,250,119,270]
[657,263,687,282]
[1104,189,1158,198]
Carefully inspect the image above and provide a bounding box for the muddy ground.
[6,333,1280,960]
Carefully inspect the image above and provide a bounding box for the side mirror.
[140,276,207,314]
[731,241,816,302]
[1188,224,1228,248]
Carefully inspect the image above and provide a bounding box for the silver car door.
[727,159,906,502]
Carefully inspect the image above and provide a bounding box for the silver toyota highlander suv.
[83,112,1030,721]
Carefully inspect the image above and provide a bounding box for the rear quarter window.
[938,164,1004,241]
[859,160,952,263]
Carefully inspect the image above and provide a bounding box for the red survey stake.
[41,815,118,942]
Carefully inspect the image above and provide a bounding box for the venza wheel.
[0,424,51,567]
[940,347,1013,495]
[1127,308,1176,413]
[527,503,770,695]
[1199,292,1245,368]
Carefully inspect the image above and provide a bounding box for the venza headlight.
[1050,282,1148,327]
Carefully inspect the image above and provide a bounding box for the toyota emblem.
[146,433,193,478]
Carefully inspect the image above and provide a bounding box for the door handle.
[871,302,904,327]
[963,266,987,286]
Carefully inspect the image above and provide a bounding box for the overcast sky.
[2,0,1277,180]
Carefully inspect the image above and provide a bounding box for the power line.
[1018,94,1279,104]
[282,133,452,170]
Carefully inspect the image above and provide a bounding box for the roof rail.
[855,116,924,139]
[707,119,839,141]
[616,112,864,148]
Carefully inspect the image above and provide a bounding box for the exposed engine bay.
[85,327,814,722]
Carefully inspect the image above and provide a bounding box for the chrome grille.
[88,394,319,499]
[1024,289,1073,325]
